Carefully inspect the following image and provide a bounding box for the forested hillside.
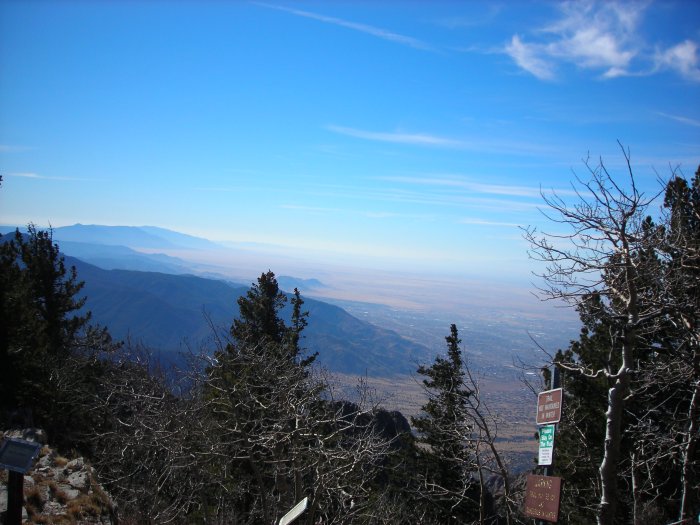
[67,256,430,375]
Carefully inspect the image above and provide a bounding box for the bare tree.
[86,345,212,523]
[523,145,665,525]
[461,363,520,525]
[201,336,394,525]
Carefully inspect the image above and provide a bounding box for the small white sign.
[279,497,308,525]
[538,424,555,466]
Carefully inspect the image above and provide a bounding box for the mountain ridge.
[68,256,429,376]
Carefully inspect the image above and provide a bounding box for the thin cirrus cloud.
[504,1,700,82]
[327,124,559,157]
[281,203,435,222]
[308,181,542,213]
[327,125,463,148]
[377,175,577,198]
[0,144,31,153]
[7,172,42,179]
[253,2,434,51]
[657,112,700,128]
[459,218,521,228]
[7,172,93,181]
[280,204,345,214]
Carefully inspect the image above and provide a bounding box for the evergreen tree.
[231,269,287,347]
[411,324,480,523]
[203,271,390,524]
[288,287,317,367]
[0,225,90,428]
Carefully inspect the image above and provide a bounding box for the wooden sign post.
[524,369,564,523]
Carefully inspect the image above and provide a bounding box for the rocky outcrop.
[0,430,115,525]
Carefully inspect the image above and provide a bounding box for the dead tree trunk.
[679,342,699,522]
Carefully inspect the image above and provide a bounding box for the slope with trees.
[0,225,117,451]
[525,150,700,524]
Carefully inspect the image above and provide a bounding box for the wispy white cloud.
[504,1,700,82]
[459,218,521,227]
[432,4,503,29]
[6,172,92,181]
[0,144,31,153]
[380,175,541,196]
[7,172,42,179]
[378,175,578,198]
[505,35,555,80]
[654,40,700,82]
[327,125,464,148]
[363,210,436,221]
[308,181,542,213]
[327,125,557,157]
[657,112,700,128]
[254,2,434,51]
[282,203,435,222]
[505,2,641,80]
[280,204,344,214]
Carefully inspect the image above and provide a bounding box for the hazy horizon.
[0,220,577,323]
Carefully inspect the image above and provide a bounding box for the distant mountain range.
[52,224,223,250]
[69,257,427,375]
[1,224,222,251]
[1,224,430,376]
[1,224,230,277]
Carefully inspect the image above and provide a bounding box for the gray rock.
[67,470,89,491]
[37,453,53,468]
[66,457,85,471]
[23,475,35,489]
[5,428,48,444]
[0,484,7,514]
[56,483,81,500]
[36,465,54,476]
[37,483,51,504]
[43,500,65,514]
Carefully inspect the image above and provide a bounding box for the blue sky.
[1,0,699,280]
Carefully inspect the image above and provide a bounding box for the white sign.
[279,497,308,525]
[538,425,555,466]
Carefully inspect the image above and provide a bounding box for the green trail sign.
[538,424,555,466]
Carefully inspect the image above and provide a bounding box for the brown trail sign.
[524,474,562,522]
[536,387,562,425]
